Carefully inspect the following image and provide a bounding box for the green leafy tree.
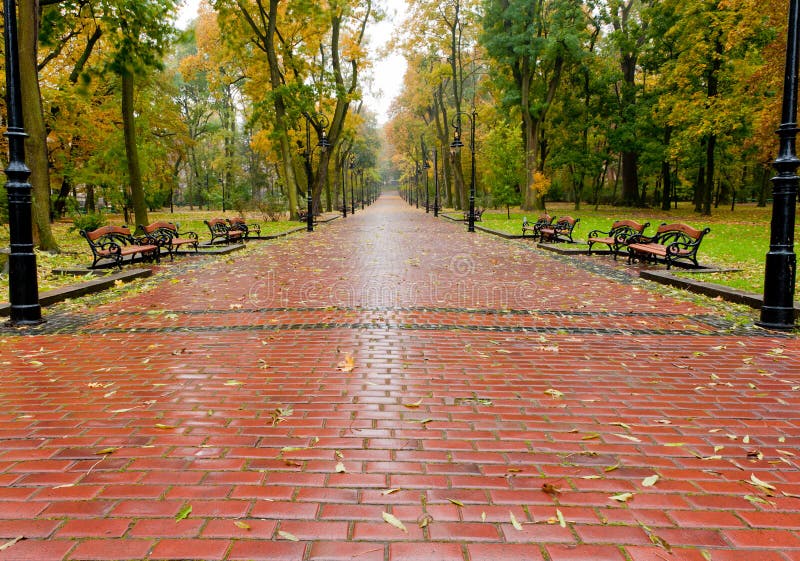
[101,0,178,228]
[482,0,588,211]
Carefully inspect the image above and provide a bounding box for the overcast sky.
[175,0,406,124]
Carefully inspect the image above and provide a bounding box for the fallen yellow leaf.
[382,512,407,533]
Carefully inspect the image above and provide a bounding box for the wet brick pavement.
[0,193,799,561]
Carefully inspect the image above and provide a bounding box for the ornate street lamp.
[302,113,330,232]
[433,147,440,217]
[451,107,478,233]
[4,0,42,325]
[759,1,800,330]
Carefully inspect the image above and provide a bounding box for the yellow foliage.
[529,171,551,197]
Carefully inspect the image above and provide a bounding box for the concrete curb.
[640,269,800,318]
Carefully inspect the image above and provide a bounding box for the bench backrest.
[655,222,708,241]
[205,218,228,230]
[652,223,711,248]
[83,225,132,242]
[611,219,648,234]
[228,217,246,226]
[140,221,177,235]
[555,216,578,228]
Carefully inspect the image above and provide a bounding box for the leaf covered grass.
[473,201,797,295]
[0,209,300,297]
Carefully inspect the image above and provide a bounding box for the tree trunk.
[19,0,59,251]
[85,184,95,212]
[121,68,148,228]
[260,0,299,218]
[433,84,453,209]
[702,134,715,216]
[55,177,72,217]
[701,37,722,217]
[446,0,466,210]
[661,126,672,210]
[694,152,705,212]
[618,52,640,206]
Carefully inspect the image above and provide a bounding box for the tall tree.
[102,0,177,228]
[606,0,653,206]
[482,0,585,210]
[18,0,61,251]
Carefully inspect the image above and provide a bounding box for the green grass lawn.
[464,201,798,295]
[0,209,300,296]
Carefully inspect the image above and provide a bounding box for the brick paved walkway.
[1,193,799,561]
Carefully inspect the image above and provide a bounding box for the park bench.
[204,218,245,245]
[227,216,261,240]
[80,225,160,269]
[138,221,199,260]
[587,219,650,259]
[463,208,484,222]
[540,216,580,243]
[522,214,555,239]
[627,222,711,269]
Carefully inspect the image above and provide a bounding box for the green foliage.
[68,212,107,233]
[0,185,8,225]
[481,120,523,211]
[100,0,179,75]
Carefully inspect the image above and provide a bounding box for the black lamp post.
[221,178,226,212]
[759,1,800,330]
[4,0,42,326]
[348,154,356,214]
[414,163,420,209]
[423,153,431,213]
[341,153,347,218]
[302,114,330,232]
[433,147,440,217]
[451,108,477,233]
[360,169,365,210]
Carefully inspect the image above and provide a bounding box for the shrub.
[69,212,106,233]
[254,195,288,222]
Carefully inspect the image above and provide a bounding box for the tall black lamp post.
[422,156,431,213]
[760,1,800,330]
[341,153,347,218]
[342,154,347,218]
[302,114,330,232]
[359,169,365,210]
[451,107,477,233]
[414,163,420,209]
[4,0,42,325]
[433,147,440,217]
[348,154,356,214]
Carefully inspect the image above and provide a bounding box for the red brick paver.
[1,193,799,560]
